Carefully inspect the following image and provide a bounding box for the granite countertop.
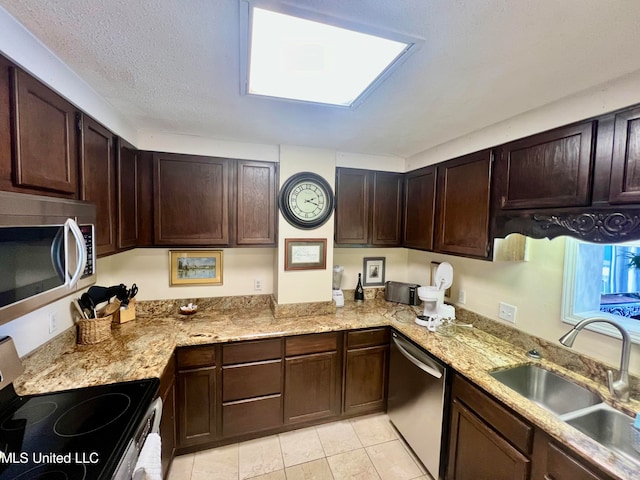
[14,296,640,480]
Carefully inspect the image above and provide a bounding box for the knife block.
[115,298,136,324]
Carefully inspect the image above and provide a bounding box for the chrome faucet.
[559,317,631,402]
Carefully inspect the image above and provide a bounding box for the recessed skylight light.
[245,6,412,107]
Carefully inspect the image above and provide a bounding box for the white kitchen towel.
[134,432,162,480]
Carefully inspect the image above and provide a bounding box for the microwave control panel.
[80,224,95,277]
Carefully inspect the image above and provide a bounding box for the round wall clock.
[278,172,335,229]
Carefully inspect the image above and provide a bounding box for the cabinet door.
[344,345,388,415]
[176,367,217,448]
[371,172,403,246]
[494,121,595,210]
[10,67,78,195]
[235,160,277,245]
[447,399,530,480]
[160,380,176,476]
[284,351,340,424]
[532,432,611,480]
[435,150,492,258]
[609,105,640,204]
[335,168,370,244]
[136,151,154,246]
[403,166,436,250]
[80,115,117,256]
[117,138,138,249]
[0,56,13,193]
[154,153,229,245]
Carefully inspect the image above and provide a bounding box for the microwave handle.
[65,218,87,287]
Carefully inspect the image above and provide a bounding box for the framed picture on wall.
[170,250,223,286]
[363,257,385,286]
[285,238,327,271]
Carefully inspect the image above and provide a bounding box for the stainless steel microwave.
[0,191,96,325]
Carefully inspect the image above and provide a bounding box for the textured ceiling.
[1,0,640,157]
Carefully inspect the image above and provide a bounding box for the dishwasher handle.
[392,333,443,379]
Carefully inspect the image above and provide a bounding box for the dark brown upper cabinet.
[493,121,595,211]
[434,150,492,259]
[403,165,437,250]
[0,57,13,194]
[79,115,117,257]
[10,67,79,196]
[371,172,404,246]
[234,160,277,246]
[116,138,138,250]
[154,153,229,245]
[335,168,403,246]
[609,105,640,204]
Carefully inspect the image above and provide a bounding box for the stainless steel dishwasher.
[388,330,449,480]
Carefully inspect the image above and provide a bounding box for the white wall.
[406,239,640,376]
[334,248,410,290]
[407,69,640,170]
[276,145,336,304]
[97,248,276,301]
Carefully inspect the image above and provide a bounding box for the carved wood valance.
[493,209,640,244]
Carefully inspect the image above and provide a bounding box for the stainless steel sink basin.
[489,364,602,415]
[564,406,640,465]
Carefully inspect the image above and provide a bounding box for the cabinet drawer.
[176,345,216,370]
[222,394,282,438]
[347,328,389,349]
[285,332,338,356]
[222,360,282,402]
[453,375,533,454]
[222,338,282,365]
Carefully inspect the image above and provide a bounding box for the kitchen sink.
[564,405,640,465]
[489,364,602,415]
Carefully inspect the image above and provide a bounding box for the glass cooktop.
[0,378,158,480]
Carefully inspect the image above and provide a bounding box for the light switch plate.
[499,302,517,323]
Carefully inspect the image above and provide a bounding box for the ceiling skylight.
[246,6,412,107]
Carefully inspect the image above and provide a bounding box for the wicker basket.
[77,315,112,345]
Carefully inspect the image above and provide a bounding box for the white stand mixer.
[416,262,455,330]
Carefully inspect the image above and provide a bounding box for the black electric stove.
[0,377,159,480]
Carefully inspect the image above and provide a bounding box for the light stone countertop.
[13,296,640,480]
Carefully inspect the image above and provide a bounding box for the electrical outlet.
[457,290,466,304]
[49,312,58,334]
[499,302,517,323]
[254,279,262,291]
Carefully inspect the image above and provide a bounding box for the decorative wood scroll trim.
[533,212,640,242]
[493,210,640,243]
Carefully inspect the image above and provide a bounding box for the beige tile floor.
[167,413,434,480]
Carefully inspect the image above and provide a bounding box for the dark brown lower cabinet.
[447,374,533,480]
[176,368,217,448]
[447,399,530,480]
[343,328,389,415]
[221,338,283,438]
[531,431,614,480]
[175,345,218,449]
[284,333,342,425]
[159,356,176,477]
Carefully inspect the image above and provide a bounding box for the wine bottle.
[354,273,365,302]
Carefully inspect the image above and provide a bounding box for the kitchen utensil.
[72,298,88,320]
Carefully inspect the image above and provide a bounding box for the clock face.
[288,181,328,221]
[279,173,335,229]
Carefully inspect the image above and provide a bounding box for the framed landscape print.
[170,250,223,285]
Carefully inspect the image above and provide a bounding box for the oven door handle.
[150,397,163,433]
